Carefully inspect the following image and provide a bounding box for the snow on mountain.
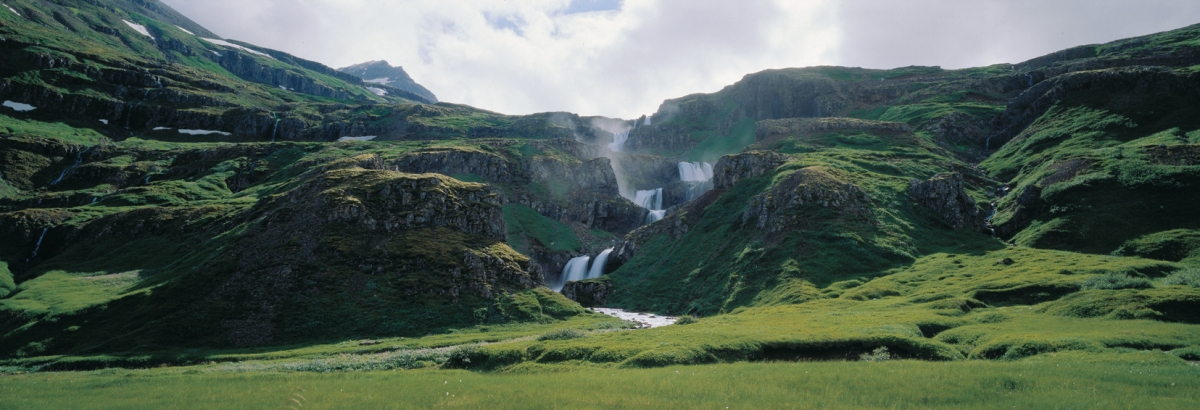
[123,20,154,40]
[200,38,274,59]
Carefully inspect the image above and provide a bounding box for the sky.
[161,0,1200,119]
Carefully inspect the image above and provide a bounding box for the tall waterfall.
[679,161,715,202]
[554,256,591,292]
[588,248,614,279]
[643,115,652,126]
[26,227,48,263]
[608,131,629,153]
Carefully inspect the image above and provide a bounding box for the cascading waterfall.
[554,256,592,292]
[50,147,92,186]
[634,188,665,224]
[608,131,629,153]
[587,248,614,279]
[26,227,48,263]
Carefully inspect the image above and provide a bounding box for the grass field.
[2,352,1197,409]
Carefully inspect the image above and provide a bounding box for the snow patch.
[99,119,109,125]
[3,101,35,112]
[122,20,154,40]
[200,38,274,59]
[593,308,677,328]
[175,25,194,35]
[337,136,377,142]
[153,127,172,131]
[364,77,392,85]
[366,87,387,96]
[5,4,19,16]
[178,129,231,136]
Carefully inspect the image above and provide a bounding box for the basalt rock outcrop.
[908,172,986,231]
[756,117,910,142]
[713,151,789,190]
[561,280,611,307]
[742,167,873,234]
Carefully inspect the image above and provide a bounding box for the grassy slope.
[982,80,1200,256]
[607,125,994,315]
[3,353,1199,409]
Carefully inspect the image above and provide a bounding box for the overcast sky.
[161,0,1200,119]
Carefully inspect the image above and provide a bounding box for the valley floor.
[2,353,1197,409]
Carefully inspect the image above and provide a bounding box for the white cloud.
[161,0,836,118]
[160,0,1200,119]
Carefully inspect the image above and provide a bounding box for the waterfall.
[1027,73,1034,87]
[554,256,592,292]
[643,116,652,126]
[587,248,614,279]
[679,162,715,202]
[678,162,714,182]
[50,147,92,186]
[271,119,280,142]
[608,131,629,153]
[155,77,163,89]
[634,188,662,211]
[26,227,48,263]
[646,210,666,224]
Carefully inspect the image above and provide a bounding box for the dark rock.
[909,172,985,231]
[743,167,873,233]
[561,280,611,307]
[713,151,788,190]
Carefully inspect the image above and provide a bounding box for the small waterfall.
[1027,73,1034,87]
[554,256,592,292]
[634,189,664,225]
[271,119,280,142]
[643,115,652,126]
[155,77,163,89]
[679,162,715,202]
[634,188,663,211]
[26,227,48,263]
[646,210,666,224]
[678,162,714,182]
[587,248,614,279]
[50,147,92,186]
[608,131,629,153]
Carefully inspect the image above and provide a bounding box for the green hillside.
[1,2,1200,403]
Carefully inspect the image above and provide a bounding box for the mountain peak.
[338,60,438,103]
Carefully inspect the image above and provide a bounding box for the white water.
[587,248,614,279]
[179,129,231,136]
[634,188,663,211]
[3,101,35,112]
[338,136,378,142]
[608,131,629,153]
[593,308,677,328]
[271,119,281,142]
[678,162,714,182]
[26,227,48,263]
[51,147,91,186]
[643,116,652,126]
[554,256,592,292]
[646,210,666,224]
